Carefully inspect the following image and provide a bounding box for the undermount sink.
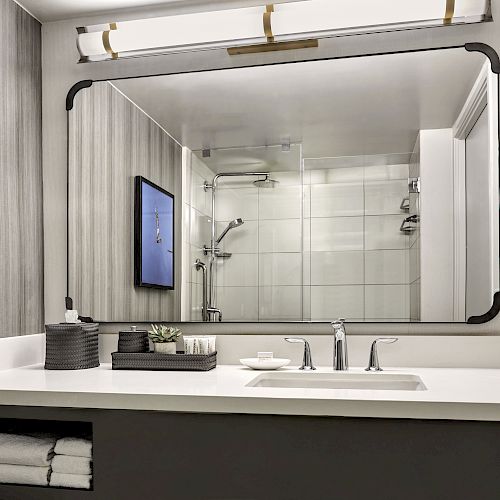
[246,371,426,391]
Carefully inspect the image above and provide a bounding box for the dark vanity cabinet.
[0,406,498,500]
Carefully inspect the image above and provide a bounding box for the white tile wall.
[190,207,211,249]
[310,251,364,285]
[259,185,302,220]
[364,164,408,181]
[409,237,420,284]
[259,253,302,286]
[217,286,259,321]
[310,183,364,217]
[310,217,364,252]
[259,219,302,253]
[216,254,258,287]
[364,179,409,215]
[365,250,409,284]
[186,156,412,322]
[410,279,421,321]
[365,284,409,319]
[270,171,302,186]
[215,187,258,222]
[259,286,302,321]
[308,166,364,185]
[365,215,408,250]
[310,285,364,320]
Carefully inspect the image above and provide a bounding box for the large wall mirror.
[67,45,500,324]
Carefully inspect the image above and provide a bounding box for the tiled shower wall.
[185,153,411,322]
[304,162,411,322]
[215,171,304,321]
[409,137,421,322]
[182,152,215,321]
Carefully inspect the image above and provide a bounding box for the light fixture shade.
[272,0,490,39]
[78,7,266,59]
[76,0,491,62]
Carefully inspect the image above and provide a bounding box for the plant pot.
[154,342,177,355]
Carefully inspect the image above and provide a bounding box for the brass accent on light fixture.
[264,4,274,42]
[227,39,318,55]
[102,22,119,60]
[228,3,318,55]
[444,0,455,25]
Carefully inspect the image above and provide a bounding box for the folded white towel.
[52,455,91,475]
[50,472,91,490]
[54,437,92,458]
[0,464,50,486]
[0,433,56,466]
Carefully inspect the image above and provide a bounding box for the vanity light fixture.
[76,0,490,62]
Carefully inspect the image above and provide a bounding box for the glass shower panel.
[304,154,412,322]
[190,144,304,322]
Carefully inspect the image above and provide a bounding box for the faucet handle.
[284,338,315,371]
[365,337,398,372]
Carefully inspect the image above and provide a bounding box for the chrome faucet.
[365,338,398,371]
[332,319,348,371]
[284,338,315,370]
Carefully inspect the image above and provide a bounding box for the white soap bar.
[258,352,273,360]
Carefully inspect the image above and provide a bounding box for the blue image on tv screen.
[140,180,174,288]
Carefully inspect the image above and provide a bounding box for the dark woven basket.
[111,351,217,371]
[118,328,149,353]
[45,323,100,370]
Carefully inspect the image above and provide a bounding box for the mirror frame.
[65,42,500,325]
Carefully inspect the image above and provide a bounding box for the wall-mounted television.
[134,176,174,290]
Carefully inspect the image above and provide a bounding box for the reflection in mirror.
[68,47,499,323]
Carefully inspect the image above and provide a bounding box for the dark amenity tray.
[111,351,217,371]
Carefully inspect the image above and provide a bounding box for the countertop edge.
[0,390,499,421]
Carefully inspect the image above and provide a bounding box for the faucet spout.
[332,319,348,371]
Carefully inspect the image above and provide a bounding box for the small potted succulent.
[148,325,182,354]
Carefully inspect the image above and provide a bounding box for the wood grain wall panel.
[69,82,182,322]
[0,0,43,337]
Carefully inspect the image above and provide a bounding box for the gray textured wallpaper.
[68,82,182,322]
[0,0,43,336]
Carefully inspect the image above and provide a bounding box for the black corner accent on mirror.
[467,292,500,324]
[66,80,93,111]
[465,43,500,74]
[65,296,73,310]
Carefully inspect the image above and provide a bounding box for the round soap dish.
[239,358,290,370]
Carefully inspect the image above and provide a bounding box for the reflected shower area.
[184,144,419,322]
[185,144,304,322]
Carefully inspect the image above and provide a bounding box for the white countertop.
[0,364,499,421]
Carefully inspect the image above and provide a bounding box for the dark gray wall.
[68,82,182,322]
[0,0,43,337]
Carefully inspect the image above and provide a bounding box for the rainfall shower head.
[216,218,244,245]
[253,175,279,189]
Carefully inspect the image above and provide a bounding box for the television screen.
[134,176,174,289]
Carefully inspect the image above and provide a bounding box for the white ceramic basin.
[246,371,426,391]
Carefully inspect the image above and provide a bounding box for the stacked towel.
[49,438,92,490]
[0,434,56,486]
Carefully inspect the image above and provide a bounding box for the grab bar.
[400,214,419,233]
[194,259,208,321]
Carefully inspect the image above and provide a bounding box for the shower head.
[216,218,244,245]
[253,175,279,189]
[228,218,244,229]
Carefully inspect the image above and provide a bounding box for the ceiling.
[16,0,300,23]
[113,47,486,160]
